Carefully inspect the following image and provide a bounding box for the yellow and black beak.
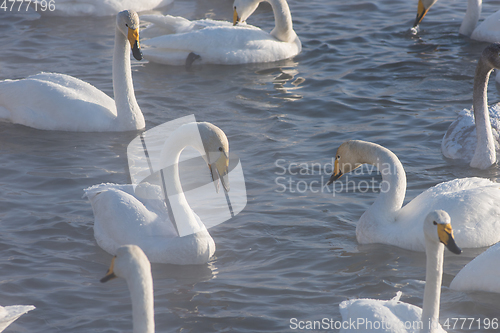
[438,223,462,255]
[127,27,143,61]
[233,8,240,25]
[326,157,342,185]
[413,0,430,28]
[209,150,230,193]
[100,256,117,283]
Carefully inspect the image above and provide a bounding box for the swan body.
[101,245,154,333]
[0,305,35,332]
[450,242,500,293]
[327,140,500,251]
[141,0,301,66]
[45,0,173,17]
[86,122,230,265]
[340,211,461,333]
[414,0,500,42]
[442,44,500,169]
[0,10,145,132]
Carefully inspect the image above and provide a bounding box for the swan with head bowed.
[101,245,154,333]
[140,0,301,66]
[441,43,500,169]
[327,140,500,251]
[413,0,500,43]
[85,122,230,265]
[340,210,461,333]
[339,210,462,333]
[0,10,145,132]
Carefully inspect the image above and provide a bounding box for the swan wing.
[471,9,500,43]
[142,25,301,65]
[397,177,500,249]
[0,73,117,131]
[451,242,500,293]
[0,305,35,332]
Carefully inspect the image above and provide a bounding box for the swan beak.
[233,8,240,25]
[128,27,143,61]
[438,224,462,255]
[100,256,117,283]
[326,158,343,185]
[413,0,429,27]
[209,150,230,193]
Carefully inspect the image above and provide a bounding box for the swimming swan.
[0,305,35,332]
[441,43,500,169]
[450,242,500,293]
[327,140,500,251]
[101,245,154,333]
[141,0,301,65]
[85,122,229,265]
[0,10,145,132]
[339,210,461,333]
[413,0,500,42]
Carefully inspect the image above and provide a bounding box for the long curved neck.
[421,240,444,333]
[359,144,407,221]
[160,123,205,237]
[470,57,496,168]
[459,0,482,36]
[127,267,154,333]
[265,0,296,43]
[113,27,145,130]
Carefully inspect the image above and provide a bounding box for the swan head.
[326,140,370,185]
[233,0,260,25]
[116,10,143,61]
[413,0,439,28]
[198,122,230,193]
[101,245,151,283]
[423,210,462,254]
[480,43,500,70]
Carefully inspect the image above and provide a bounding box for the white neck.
[470,56,496,168]
[358,143,407,223]
[113,27,145,130]
[160,123,206,237]
[127,265,154,333]
[265,0,296,43]
[459,0,482,36]
[421,239,444,333]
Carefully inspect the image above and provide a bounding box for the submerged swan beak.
[413,0,429,27]
[209,150,230,193]
[438,224,462,255]
[128,27,143,61]
[233,8,240,25]
[326,157,342,185]
[100,256,117,283]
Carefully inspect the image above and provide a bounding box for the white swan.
[140,0,301,66]
[450,242,500,293]
[339,210,462,333]
[327,140,500,251]
[0,305,35,332]
[0,10,145,132]
[42,0,173,17]
[413,0,500,42]
[101,245,154,333]
[441,43,500,169]
[85,122,229,265]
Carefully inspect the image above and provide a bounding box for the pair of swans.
[414,0,500,43]
[340,210,461,333]
[140,0,301,65]
[0,10,145,132]
[85,122,230,265]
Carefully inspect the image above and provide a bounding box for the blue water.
[1,0,500,331]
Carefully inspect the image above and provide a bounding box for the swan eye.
[218,147,223,152]
[125,24,128,27]
[337,155,340,159]
[433,221,437,225]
